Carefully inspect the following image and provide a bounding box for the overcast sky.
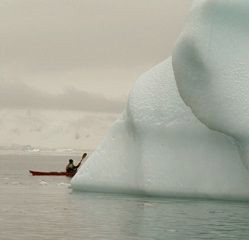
[0,0,192,113]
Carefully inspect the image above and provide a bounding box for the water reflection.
[1,155,249,240]
[72,193,249,240]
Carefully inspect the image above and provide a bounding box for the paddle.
[76,153,87,168]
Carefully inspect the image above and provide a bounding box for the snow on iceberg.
[72,0,249,200]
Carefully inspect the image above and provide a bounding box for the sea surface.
[1,154,249,240]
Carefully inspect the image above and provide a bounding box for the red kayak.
[29,170,76,177]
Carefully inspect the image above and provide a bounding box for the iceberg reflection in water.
[1,155,249,240]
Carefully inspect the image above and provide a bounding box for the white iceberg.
[72,0,249,200]
[173,0,249,170]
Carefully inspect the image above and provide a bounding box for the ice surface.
[173,0,249,169]
[72,1,249,200]
[0,109,118,152]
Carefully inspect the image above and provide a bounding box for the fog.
[0,0,192,150]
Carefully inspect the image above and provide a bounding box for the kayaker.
[66,153,87,173]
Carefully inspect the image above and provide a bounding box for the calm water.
[0,154,249,240]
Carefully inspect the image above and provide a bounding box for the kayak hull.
[29,170,76,177]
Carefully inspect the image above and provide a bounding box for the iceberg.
[72,0,249,200]
[173,0,249,170]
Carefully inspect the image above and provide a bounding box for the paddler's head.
[69,159,73,163]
